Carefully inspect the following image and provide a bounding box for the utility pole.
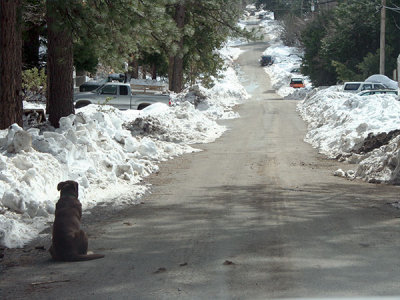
[397,54,400,101]
[379,0,386,74]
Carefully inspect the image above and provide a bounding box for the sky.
[1,6,400,249]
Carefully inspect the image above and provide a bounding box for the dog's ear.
[73,181,79,195]
[57,181,66,191]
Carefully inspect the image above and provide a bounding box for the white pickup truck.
[74,82,170,110]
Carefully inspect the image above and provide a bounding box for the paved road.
[2,42,400,300]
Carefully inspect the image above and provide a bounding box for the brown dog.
[49,180,104,261]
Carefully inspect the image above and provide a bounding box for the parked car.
[290,78,305,88]
[364,74,398,90]
[78,73,126,92]
[290,67,301,74]
[74,82,170,110]
[257,12,266,19]
[79,78,107,92]
[343,81,387,93]
[260,55,274,66]
[358,89,398,96]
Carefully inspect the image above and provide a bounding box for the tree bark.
[129,55,139,79]
[151,64,157,80]
[169,3,185,93]
[142,66,147,79]
[46,0,74,128]
[22,24,40,69]
[0,0,23,130]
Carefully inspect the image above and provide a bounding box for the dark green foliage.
[22,67,46,101]
[301,0,400,86]
[22,0,46,69]
[139,51,169,78]
[322,0,381,73]
[301,11,337,86]
[180,0,254,88]
[73,38,99,74]
[24,0,252,91]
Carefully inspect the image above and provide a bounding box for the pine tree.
[168,2,186,92]
[0,0,23,130]
[22,0,45,70]
[167,0,253,92]
[301,0,400,85]
[46,0,74,128]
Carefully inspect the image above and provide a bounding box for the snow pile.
[0,48,249,248]
[298,86,400,183]
[125,102,226,144]
[220,43,244,61]
[172,68,249,121]
[259,17,281,44]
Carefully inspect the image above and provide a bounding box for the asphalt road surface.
[2,41,400,300]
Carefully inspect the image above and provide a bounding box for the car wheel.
[75,101,91,109]
[137,103,151,110]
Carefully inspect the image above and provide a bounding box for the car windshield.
[374,83,386,90]
[291,79,303,84]
[92,84,106,93]
[344,83,361,90]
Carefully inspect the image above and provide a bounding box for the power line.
[384,5,400,13]
[317,0,338,4]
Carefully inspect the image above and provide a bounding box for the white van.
[343,81,387,93]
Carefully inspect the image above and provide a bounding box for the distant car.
[257,13,266,19]
[343,81,387,93]
[290,78,305,88]
[290,67,301,74]
[364,74,398,90]
[358,89,398,96]
[260,55,273,66]
[74,82,170,110]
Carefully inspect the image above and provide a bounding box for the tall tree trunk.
[151,63,157,80]
[0,0,23,130]
[169,3,185,93]
[142,66,147,79]
[168,56,175,91]
[22,24,40,69]
[129,55,139,79]
[46,0,74,128]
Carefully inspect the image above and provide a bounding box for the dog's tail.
[69,253,105,261]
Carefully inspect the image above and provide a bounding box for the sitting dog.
[49,180,104,261]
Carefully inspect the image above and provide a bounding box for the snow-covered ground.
[0,45,249,248]
[298,87,400,184]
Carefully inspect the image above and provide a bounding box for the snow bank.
[0,48,249,248]
[298,87,400,183]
